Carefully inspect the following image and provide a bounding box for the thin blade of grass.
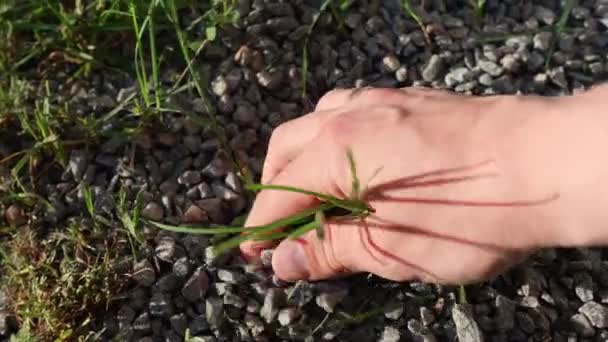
[346,148,360,199]
[288,220,320,240]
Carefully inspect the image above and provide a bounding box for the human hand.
[239,86,608,285]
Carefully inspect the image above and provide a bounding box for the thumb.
[271,222,358,281]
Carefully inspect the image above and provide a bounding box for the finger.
[261,109,342,184]
[241,144,337,259]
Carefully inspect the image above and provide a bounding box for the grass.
[544,0,575,69]
[400,0,431,44]
[0,0,246,339]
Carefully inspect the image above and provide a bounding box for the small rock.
[384,303,405,320]
[172,257,190,278]
[533,31,553,51]
[316,288,348,313]
[266,17,298,32]
[155,236,177,263]
[570,313,595,337]
[132,312,151,332]
[515,311,535,334]
[382,54,401,73]
[244,313,265,337]
[579,301,608,328]
[548,66,568,89]
[534,6,556,25]
[478,60,503,77]
[422,55,443,82]
[183,204,208,223]
[395,66,408,82]
[5,204,26,226]
[170,313,188,336]
[287,281,314,307]
[452,304,484,342]
[69,150,88,181]
[261,288,285,323]
[206,297,224,327]
[495,295,516,331]
[278,307,299,326]
[149,292,173,317]
[445,67,472,86]
[420,306,435,326]
[212,182,239,201]
[182,267,210,302]
[223,291,245,308]
[380,326,401,342]
[575,272,595,303]
[142,202,164,221]
[132,259,156,286]
[217,269,246,284]
[233,102,256,126]
[197,183,213,199]
[178,171,202,186]
[257,69,284,90]
[211,75,228,96]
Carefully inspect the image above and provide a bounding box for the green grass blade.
[315,210,325,239]
[288,220,320,239]
[148,220,249,234]
[346,148,360,199]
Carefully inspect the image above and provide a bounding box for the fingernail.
[277,243,310,280]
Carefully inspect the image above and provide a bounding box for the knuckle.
[316,89,348,110]
[320,115,357,146]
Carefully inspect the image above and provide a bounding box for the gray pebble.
[153,273,179,293]
[155,236,177,263]
[534,6,556,25]
[278,307,299,326]
[182,267,210,302]
[211,75,229,96]
[382,54,401,73]
[579,301,608,328]
[149,292,173,317]
[570,313,595,337]
[178,170,202,186]
[197,183,213,199]
[452,304,483,342]
[385,302,404,320]
[445,67,472,87]
[515,311,535,334]
[422,55,444,82]
[233,102,256,126]
[244,313,265,337]
[478,60,503,77]
[223,291,246,308]
[257,69,284,90]
[142,202,164,221]
[261,288,285,323]
[183,204,208,223]
[217,269,246,284]
[420,306,435,326]
[170,313,188,336]
[69,150,88,181]
[533,31,553,51]
[211,182,239,201]
[316,288,348,313]
[172,257,190,278]
[548,66,568,89]
[395,66,408,82]
[575,272,595,302]
[379,326,401,342]
[132,312,151,332]
[266,17,298,32]
[206,296,224,327]
[495,295,516,331]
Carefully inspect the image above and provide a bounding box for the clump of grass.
[0,222,128,340]
[148,149,375,256]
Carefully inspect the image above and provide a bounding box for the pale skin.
[239,84,608,285]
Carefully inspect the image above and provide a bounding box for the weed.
[545,0,575,69]
[469,0,486,23]
[400,0,430,44]
[301,0,334,99]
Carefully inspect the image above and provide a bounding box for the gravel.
[3,0,608,341]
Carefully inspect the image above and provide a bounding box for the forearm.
[513,84,608,247]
